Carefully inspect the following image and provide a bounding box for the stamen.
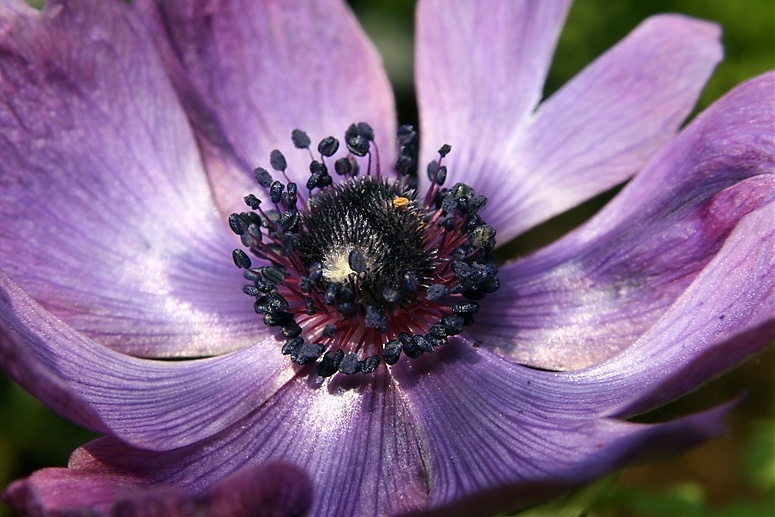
[318,136,340,157]
[231,123,499,377]
[291,129,312,150]
[269,150,287,172]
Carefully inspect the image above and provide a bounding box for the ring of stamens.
[229,123,499,377]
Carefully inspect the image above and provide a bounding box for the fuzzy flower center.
[229,123,499,377]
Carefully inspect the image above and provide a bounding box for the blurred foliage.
[2,1,774,517]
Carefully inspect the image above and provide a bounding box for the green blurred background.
[1,1,773,516]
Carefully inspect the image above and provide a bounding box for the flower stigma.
[230,123,500,377]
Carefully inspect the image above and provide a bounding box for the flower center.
[298,177,433,309]
[229,123,499,377]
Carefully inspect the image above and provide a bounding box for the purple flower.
[1,0,773,516]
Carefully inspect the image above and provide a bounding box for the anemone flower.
[1,0,773,516]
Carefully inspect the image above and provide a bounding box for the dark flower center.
[229,123,499,377]
[298,177,433,309]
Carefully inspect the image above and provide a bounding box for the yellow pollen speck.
[392,196,409,208]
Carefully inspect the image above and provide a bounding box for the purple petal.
[462,198,773,420]
[3,469,138,517]
[138,0,397,216]
[417,5,722,243]
[391,341,731,516]
[491,15,723,241]
[416,0,567,234]
[474,198,773,418]
[0,0,258,357]
[417,0,572,170]
[3,460,312,517]
[471,72,775,370]
[569,199,774,417]
[0,270,295,450]
[40,372,428,517]
[511,199,774,416]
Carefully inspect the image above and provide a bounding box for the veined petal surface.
[0,0,259,358]
[417,2,722,242]
[471,72,775,370]
[0,271,295,450]
[139,0,397,216]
